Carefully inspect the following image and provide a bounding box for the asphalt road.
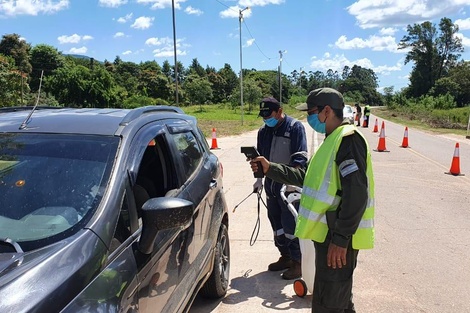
[190,113,470,313]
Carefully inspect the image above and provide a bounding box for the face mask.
[307,114,326,134]
[264,117,278,127]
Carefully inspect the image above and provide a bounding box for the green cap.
[296,87,344,111]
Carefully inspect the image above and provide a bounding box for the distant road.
[190,114,470,313]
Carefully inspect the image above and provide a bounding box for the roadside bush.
[429,107,470,128]
[122,95,156,109]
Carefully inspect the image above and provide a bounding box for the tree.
[0,54,26,106]
[341,65,382,105]
[241,78,263,112]
[46,64,118,107]
[229,77,263,111]
[441,61,470,106]
[183,74,213,106]
[217,63,238,102]
[138,70,171,101]
[162,60,172,80]
[398,17,463,97]
[113,61,141,97]
[207,72,226,103]
[30,44,65,92]
[188,58,205,77]
[382,86,395,107]
[0,33,32,75]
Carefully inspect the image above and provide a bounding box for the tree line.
[0,17,469,111]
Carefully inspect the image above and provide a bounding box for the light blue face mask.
[307,114,326,134]
[264,117,278,127]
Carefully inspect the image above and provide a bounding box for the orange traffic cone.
[374,121,389,152]
[372,119,379,133]
[445,143,464,176]
[210,127,220,150]
[400,127,409,148]
[362,116,367,127]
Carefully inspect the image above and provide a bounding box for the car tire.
[199,223,230,298]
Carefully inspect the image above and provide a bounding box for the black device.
[241,146,264,178]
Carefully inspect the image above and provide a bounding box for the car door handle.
[209,179,217,190]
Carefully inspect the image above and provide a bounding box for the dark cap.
[259,97,281,118]
[295,88,344,111]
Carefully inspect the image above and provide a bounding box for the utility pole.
[172,0,179,105]
[239,7,249,125]
[299,66,303,94]
[278,50,286,103]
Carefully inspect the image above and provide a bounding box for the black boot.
[268,256,291,271]
[281,260,301,280]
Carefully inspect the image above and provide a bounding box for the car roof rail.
[120,105,184,125]
[0,106,64,113]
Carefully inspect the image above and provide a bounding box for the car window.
[0,133,118,250]
[169,132,202,180]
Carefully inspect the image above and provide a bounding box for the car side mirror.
[138,197,193,255]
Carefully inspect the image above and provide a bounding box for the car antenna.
[19,70,44,130]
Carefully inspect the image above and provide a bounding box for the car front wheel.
[199,224,230,298]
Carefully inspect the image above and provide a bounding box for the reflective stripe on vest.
[295,124,375,249]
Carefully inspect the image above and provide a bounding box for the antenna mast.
[19,70,44,130]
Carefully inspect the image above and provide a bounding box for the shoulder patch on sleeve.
[338,159,358,177]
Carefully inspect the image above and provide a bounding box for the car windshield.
[0,133,118,248]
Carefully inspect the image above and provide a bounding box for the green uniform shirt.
[266,122,369,248]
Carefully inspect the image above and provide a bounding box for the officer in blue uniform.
[255,97,308,280]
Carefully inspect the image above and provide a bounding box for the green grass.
[185,103,470,139]
[372,106,470,137]
[184,103,307,138]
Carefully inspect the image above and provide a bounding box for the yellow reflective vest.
[295,124,375,249]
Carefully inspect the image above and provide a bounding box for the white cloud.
[99,0,127,8]
[148,36,190,57]
[67,46,87,54]
[220,6,252,19]
[245,38,255,47]
[239,0,285,7]
[185,6,202,15]
[136,0,186,10]
[310,53,402,76]
[379,27,397,36]
[122,50,132,55]
[456,33,470,47]
[219,0,283,18]
[131,16,154,29]
[145,37,172,46]
[347,0,470,29]
[116,13,133,23]
[114,32,125,38]
[335,34,402,53]
[0,0,69,16]
[58,34,93,44]
[455,18,470,30]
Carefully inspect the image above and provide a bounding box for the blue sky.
[2,0,470,92]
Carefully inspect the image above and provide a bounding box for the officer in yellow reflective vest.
[250,87,375,313]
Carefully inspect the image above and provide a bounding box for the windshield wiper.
[0,237,23,253]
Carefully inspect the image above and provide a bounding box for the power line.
[214,0,235,11]
[242,19,272,61]
[213,0,272,62]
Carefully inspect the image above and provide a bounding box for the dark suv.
[0,106,230,312]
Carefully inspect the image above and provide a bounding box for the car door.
[164,123,218,297]
[127,121,195,313]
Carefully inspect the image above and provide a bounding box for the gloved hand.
[253,178,263,194]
